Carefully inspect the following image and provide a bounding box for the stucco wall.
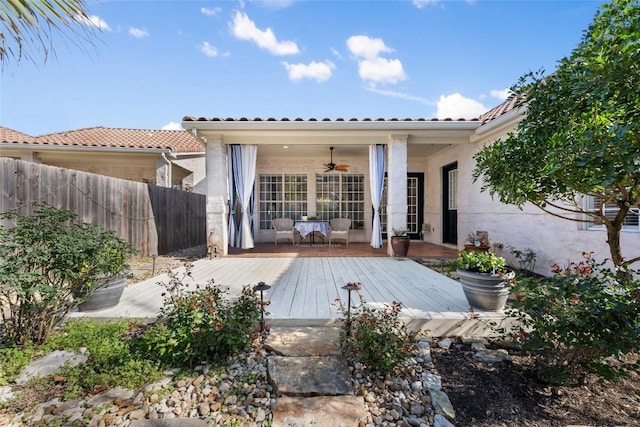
[426,141,640,275]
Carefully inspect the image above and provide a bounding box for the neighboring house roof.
[1,126,204,153]
[0,126,36,143]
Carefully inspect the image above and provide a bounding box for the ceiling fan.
[323,146,349,172]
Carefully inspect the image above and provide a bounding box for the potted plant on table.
[463,231,490,252]
[455,250,514,311]
[390,228,410,259]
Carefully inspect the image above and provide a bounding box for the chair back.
[330,218,351,231]
[272,218,294,231]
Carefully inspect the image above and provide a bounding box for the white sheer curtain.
[229,144,257,249]
[227,145,238,247]
[369,144,386,248]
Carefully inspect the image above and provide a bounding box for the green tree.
[1,0,97,66]
[473,0,640,267]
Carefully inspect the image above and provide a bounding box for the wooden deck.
[70,253,512,336]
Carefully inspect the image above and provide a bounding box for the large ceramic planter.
[457,268,515,311]
[77,273,128,311]
[390,236,410,258]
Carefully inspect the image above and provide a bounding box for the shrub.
[500,252,640,385]
[455,250,507,274]
[43,319,161,395]
[335,292,416,373]
[0,205,136,345]
[135,265,261,367]
[508,245,538,276]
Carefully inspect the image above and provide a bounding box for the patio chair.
[272,218,295,246]
[329,218,351,246]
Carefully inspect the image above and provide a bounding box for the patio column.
[206,136,230,256]
[386,134,408,256]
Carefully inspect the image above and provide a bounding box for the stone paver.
[268,326,366,426]
[272,396,366,427]
[15,350,88,385]
[130,420,211,427]
[264,326,342,356]
[267,355,352,396]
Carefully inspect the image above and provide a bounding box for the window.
[259,174,307,230]
[584,196,639,231]
[380,176,420,235]
[448,168,457,210]
[316,174,365,229]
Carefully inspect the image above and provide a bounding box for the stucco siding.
[427,140,640,275]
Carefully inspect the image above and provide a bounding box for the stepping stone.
[268,356,352,396]
[15,350,88,384]
[272,395,366,427]
[130,420,211,427]
[473,349,511,362]
[265,326,342,356]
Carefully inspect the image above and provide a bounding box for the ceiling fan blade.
[335,165,349,172]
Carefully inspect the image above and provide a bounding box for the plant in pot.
[455,250,514,311]
[464,231,490,252]
[76,229,138,311]
[390,228,410,259]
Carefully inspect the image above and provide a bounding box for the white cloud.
[283,60,335,82]
[346,36,406,86]
[201,7,222,16]
[161,122,182,131]
[346,35,392,59]
[129,27,149,38]
[252,0,296,9]
[230,11,299,56]
[413,0,474,8]
[412,0,440,8]
[358,57,406,85]
[77,14,111,31]
[490,88,511,100]
[365,87,434,105]
[436,93,488,119]
[200,41,219,57]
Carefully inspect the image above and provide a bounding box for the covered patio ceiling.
[256,142,454,160]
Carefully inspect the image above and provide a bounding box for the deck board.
[70,256,497,335]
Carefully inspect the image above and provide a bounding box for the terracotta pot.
[390,236,411,258]
[457,268,515,311]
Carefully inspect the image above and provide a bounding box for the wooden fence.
[0,158,206,256]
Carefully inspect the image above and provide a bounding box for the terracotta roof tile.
[181,97,526,126]
[181,115,483,123]
[479,96,520,123]
[0,126,36,143]
[2,126,204,153]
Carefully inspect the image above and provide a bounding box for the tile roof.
[0,126,36,144]
[478,96,520,123]
[182,116,480,123]
[1,126,204,153]
[182,98,521,126]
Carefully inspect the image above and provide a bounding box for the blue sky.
[1,0,605,136]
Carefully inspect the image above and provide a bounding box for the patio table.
[295,221,329,244]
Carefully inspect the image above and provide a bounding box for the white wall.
[426,141,640,275]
